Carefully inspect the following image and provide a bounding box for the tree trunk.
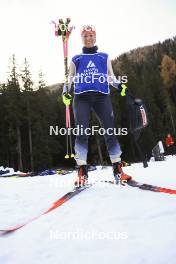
[16,125,23,171]
[27,100,34,171]
[168,105,176,135]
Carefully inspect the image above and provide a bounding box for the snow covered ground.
[0,156,176,264]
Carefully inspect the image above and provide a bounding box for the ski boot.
[112,162,132,185]
[74,165,88,188]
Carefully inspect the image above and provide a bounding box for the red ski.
[127,179,176,194]
[100,179,176,195]
[1,177,176,235]
[0,185,91,234]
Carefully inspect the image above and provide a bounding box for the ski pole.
[52,18,74,159]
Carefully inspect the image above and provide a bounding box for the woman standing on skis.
[62,25,131,186]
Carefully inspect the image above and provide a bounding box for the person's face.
[82,32,96,48]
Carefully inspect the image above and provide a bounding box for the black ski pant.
[72,92,121,165]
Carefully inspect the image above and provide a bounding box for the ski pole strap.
[52,18,74,40]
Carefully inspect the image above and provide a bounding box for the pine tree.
[160,55,176,135]
[20,58,34,170]
[38,69,46,90]
[6,55,23,170]
[160,54,176,102]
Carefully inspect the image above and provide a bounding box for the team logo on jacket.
[86,60,96,68]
